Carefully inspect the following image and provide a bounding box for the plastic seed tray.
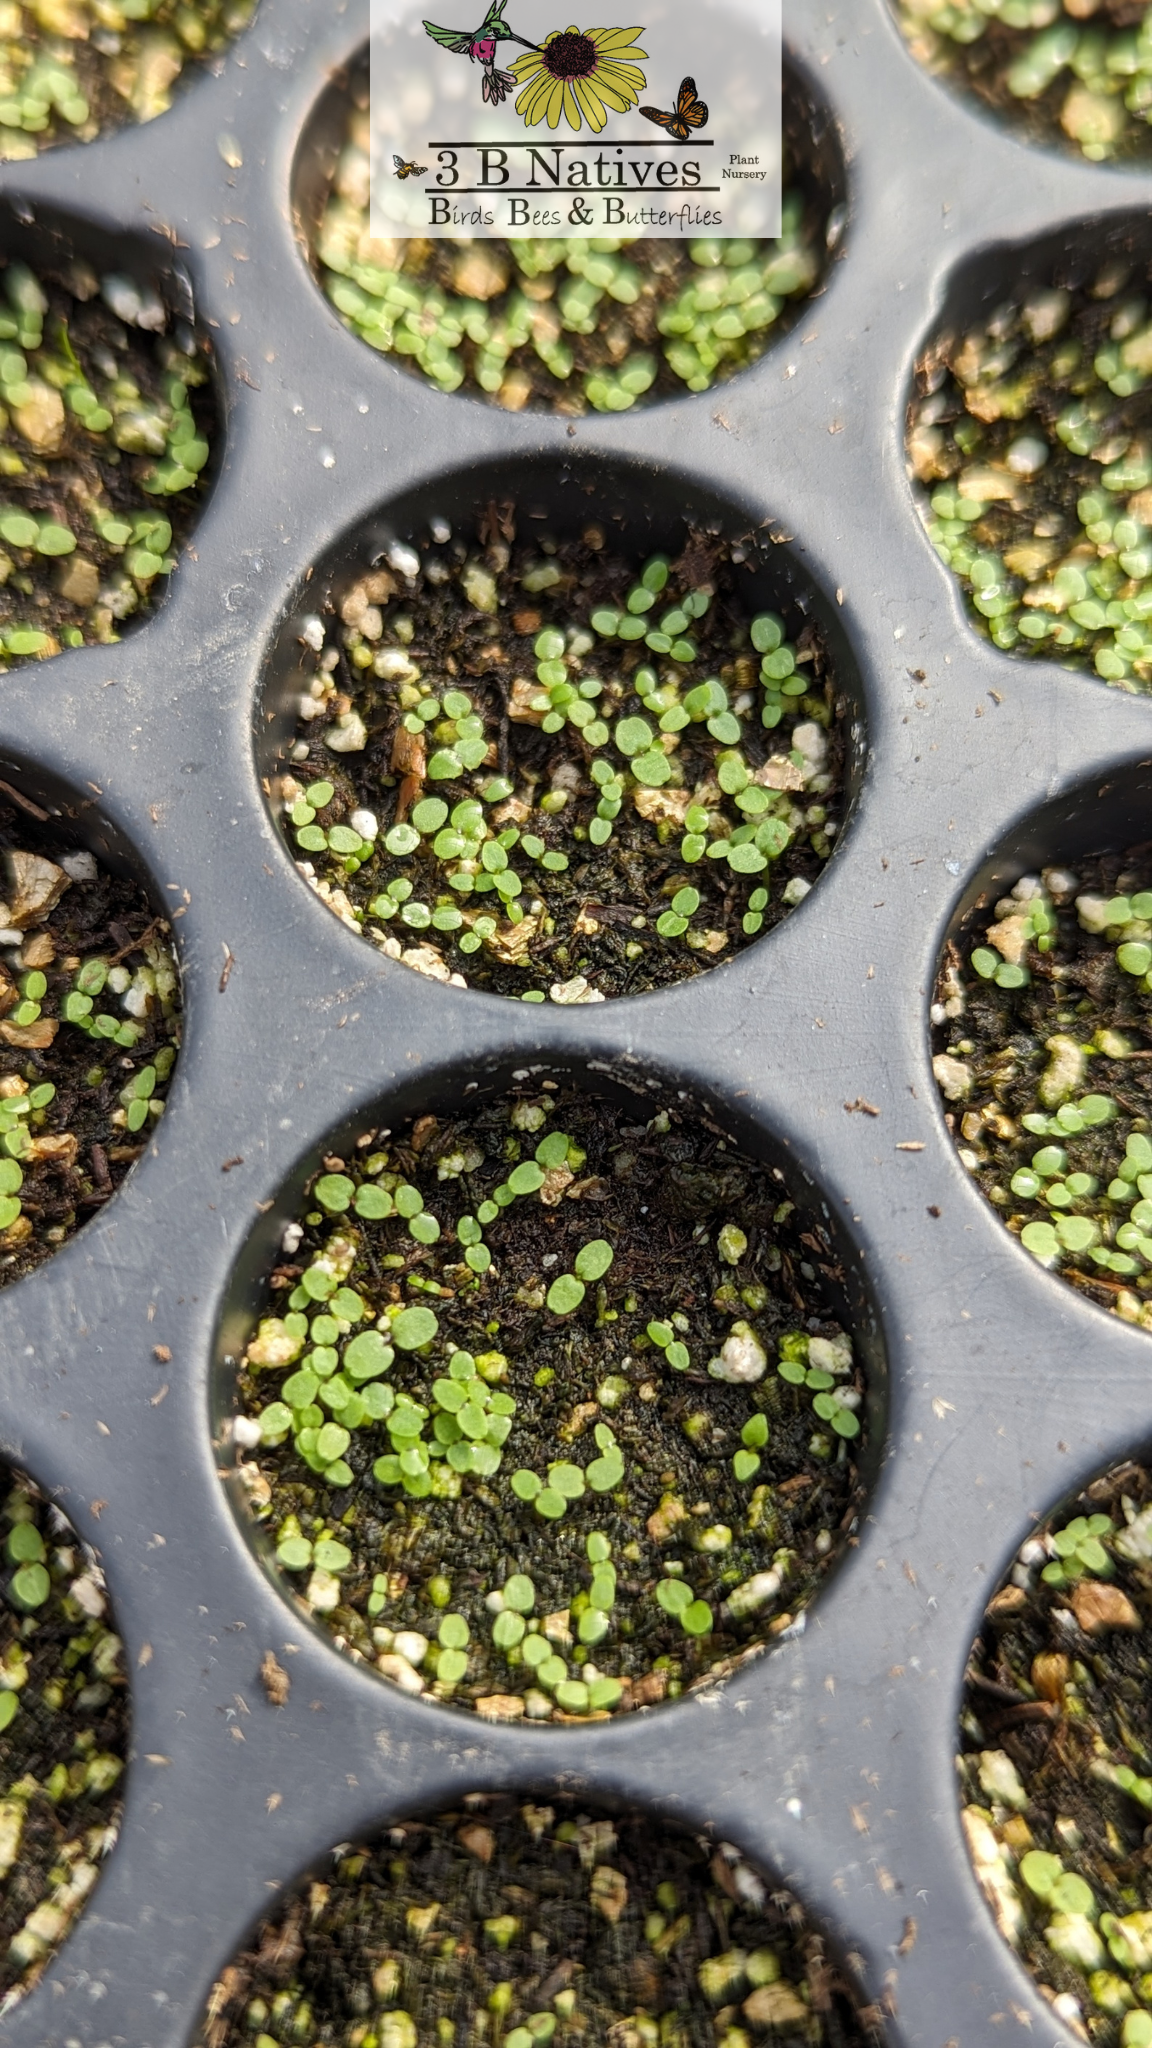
[7,2,1152,2042]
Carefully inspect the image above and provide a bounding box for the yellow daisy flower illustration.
[512,25,647,134]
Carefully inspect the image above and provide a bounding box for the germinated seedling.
[0,1464,127,2015]
[0,791,181,1286]
[933,850,1152,1333]
[280,516,845,1001]
[895,0,1152,166]
[0,1,253,159]
[961,1457,1152,2047]
[233,1084,868,1722]
[193,1795,873,2047]
[909,251,1152,692]
[316,82,835,413]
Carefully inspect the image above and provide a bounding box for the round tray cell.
[0,220,217,668]
[0,766,180,1289]
[908,215,1152,692]
[893,0,1152,166]
[932,802,1152,1329]
[193,1795,876,2047]
[295,52,844,414]
[263,470,857,1003]
[0,1459,128,2020]
[0,1,253,160]
[960,1456,1152,2047]
[227,1077,877,1724]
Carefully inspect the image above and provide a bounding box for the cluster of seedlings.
[0,788,180,1284]
[895,0,1152,163]
[194,1797,877,2048]
[932,847,1152,1328]
[0,1464,126,2018]
[961,1457,1152,2046]
[277,513,845,1002]
[931,851,1152,1294]
[0,0,253,158]
[0,251,213,664]
[314,89,835,413]
[232,1083,868,1723]
[909,248,1152,691]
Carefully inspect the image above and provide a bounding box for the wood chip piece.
[260,1650,291,1706]
[474,1693,526,1722]
[3,850,70,927]
[457,1822,496,1861]
[508,677,545,723]
[647,1495,688,1543]
[1070,1580,1141,1635]
[754,755,805,791]
[744,1984,810,2026]
[590,1866,628,1922]
[19,930,54,968]
[987,1585,1027,1619]
[631,784,692,825]
[629,1669,668,1708]
[0,1016,58,1048]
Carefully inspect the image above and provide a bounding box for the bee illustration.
[393,154,429,179]
[639,75,708,142]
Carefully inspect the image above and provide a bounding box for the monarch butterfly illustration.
[639,75,708,142]
[393,154,429,179]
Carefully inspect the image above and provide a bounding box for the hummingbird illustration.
[423,0,538,106]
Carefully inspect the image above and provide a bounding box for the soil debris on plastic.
[933,849,1152,1330]
[0,253,214,664]
[194,1797,878,2047]
[962,1458,1152,2046]
[909,249,1152,690]
[0,0,253,158]
[0,788,180,1285]
[277,513,845,1002]
[895,0,1152,165]
[313,84,833,413]
[233,1084,867,1721]
[0,1464,126,2016]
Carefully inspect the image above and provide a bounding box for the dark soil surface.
[234,1084,867,1723]
[278,515,846,1002]
[0,788,180,1288]
[194,1797,878,2048]
[932,848,1152,1330]
[0,1463,127,2017]
[961,1458,1152,2045]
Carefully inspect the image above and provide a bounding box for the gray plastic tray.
[4,2,1152,2041]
